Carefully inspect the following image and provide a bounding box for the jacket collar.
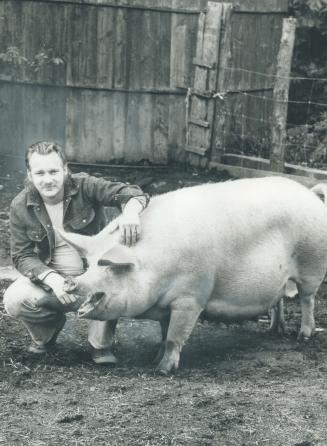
[26,174,79,207]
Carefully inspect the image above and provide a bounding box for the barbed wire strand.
[221,66,327,83]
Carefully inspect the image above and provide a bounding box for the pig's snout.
[77,291,106,319]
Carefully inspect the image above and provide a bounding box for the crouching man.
[3,141,149,364]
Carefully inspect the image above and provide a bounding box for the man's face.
[27,152,67,204]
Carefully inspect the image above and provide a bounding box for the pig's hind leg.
[297,284,317,340]
[296,258,327,340]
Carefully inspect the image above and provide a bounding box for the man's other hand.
[118,213,141,246]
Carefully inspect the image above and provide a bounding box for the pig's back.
[135,177,327,270]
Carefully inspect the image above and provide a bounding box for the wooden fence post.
[270,18,296,172]
[185,2,227,168]
[210,4,232,164]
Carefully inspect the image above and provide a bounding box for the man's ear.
[27,170,32,182]
[98,245,137,268]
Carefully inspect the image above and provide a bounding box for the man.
[3,141,149,364]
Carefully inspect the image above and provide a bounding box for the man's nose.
[43,173,53,182]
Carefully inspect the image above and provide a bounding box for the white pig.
[60,177,327,374]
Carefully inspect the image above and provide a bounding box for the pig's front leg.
[157,299,202,374]
[88,319,118,364]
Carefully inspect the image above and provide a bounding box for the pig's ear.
[98,245,137,268]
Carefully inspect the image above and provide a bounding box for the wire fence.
[209,66,327,169]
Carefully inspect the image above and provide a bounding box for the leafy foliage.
[0,46,64,80]
[287,0,327,165]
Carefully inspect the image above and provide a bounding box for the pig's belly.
[204,292,280,322]
[204,245,294,322]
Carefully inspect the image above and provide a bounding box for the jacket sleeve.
[10,203,53,281]
[81,175,150,211]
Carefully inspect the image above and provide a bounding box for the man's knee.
[3,283,24,317]
[3,279,39,318]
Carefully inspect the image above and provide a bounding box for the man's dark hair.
[25,141,67,170]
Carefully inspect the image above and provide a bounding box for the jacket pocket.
[27,227,47,242]
[69,206,95,230]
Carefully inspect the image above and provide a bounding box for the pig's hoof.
[156,367,170,376]
[297,334,310,342]
[91,347,118,365]
[156,357,178,375]
[297,327,315,342]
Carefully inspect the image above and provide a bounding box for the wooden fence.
[2,0,325,185]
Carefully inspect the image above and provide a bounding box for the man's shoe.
[28,341,56,355]
[91,347,118,365]
[27,314,66,355]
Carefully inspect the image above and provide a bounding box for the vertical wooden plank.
[139,10,155,88]
[126,9,139,90]
[21,1,37,83]
[64,3,73,86]
[0,2,7,48]
[65,90,94,163]
[193,12,207,92]
[114,8,128,89]
[124,93,141,162]
[96,7,114,88]
[152,0,171,162]
[138,94,154,161]
[270,18,296,172]
[53,2,68,86]
[153,94,169,163]
[170,23,187,87]
[112,91,127,161]
[65,90,77,161]
[154,2,171,89]
[168,95,187,163]
[93,91,114,163]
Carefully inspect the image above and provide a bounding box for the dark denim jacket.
[10,173,149,283]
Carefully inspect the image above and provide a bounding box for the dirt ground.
[1,158,327,446]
